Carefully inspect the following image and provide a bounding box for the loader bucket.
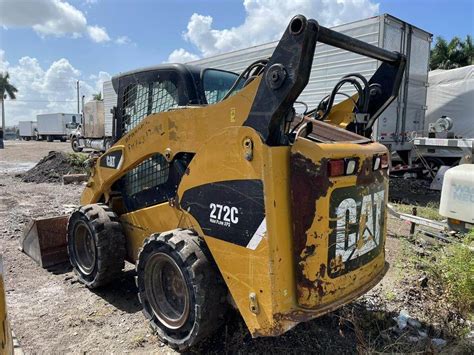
[19,215,69,268]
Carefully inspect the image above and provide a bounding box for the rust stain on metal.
[290,153,332,257]
[290,153,333,302]
[356,157,385,185]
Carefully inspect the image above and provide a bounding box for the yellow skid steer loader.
[23,15,405,350]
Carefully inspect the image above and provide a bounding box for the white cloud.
[170,0,379,60]
[167,48,200,63]
[0,50,9,73]
[115,35,131,45]
[0,50,110,126]
[0,0,114,43]
[87,25,110,43]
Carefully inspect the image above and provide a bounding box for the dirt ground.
[0,140,471,353]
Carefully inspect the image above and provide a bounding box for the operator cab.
[112,64,242,140]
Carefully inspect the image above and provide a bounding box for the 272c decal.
[209,203,239,227]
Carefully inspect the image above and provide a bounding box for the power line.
[8,99,78,103]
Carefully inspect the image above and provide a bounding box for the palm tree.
[430,35,472,70]
[0,72,18,149]
[92,92,103,101]
[461,34,473,65]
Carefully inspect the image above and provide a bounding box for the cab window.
[121,79,178,134]
[202,69,242,104]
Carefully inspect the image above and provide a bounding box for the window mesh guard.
[121,80,178,134]
[124,154,170,197]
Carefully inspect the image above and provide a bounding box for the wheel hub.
[73,223,97,275]
[145,252,190,329]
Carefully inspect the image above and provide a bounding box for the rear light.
[346,159,357,175]
[373,154,389,170]
[328,159,345,177]
[373,156,381,170]
[328,158,358,177]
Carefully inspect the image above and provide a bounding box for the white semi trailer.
[37,113,80,142]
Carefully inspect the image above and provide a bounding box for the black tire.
[47,135,53,142]
[71,137,83,152]
[136,229,227,350]
[60,137,67,142]
[67,203,126,288]
[104,138,113,151]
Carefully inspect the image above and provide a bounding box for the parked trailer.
[188,13,432,159]
[69,81,117,152]
[37,113,80,142]
[18,121,37,140]
[410,65,474,170]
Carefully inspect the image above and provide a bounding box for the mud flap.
[19,216,69,268]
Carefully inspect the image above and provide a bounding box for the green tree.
[461,34,473,65]
[92,92,103,101]
[0,72,18,149]
[430,35,472,70]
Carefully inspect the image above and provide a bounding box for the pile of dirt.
[18,151,85,184]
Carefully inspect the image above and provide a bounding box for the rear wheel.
[71,137,83,152]
[67,203,126,288]
[136,229,227,350]
[47,135,53,142]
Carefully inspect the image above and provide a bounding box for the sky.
[0,0,473,126]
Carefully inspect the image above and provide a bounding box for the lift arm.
[243,15,406,145]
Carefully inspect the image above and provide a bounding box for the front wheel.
[67,203,126,288]
[71,137,83,152]
[136,229,227,350]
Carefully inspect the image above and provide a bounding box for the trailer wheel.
[67,203,126,288]
[71,137,83,152]
[416,157,445,179]
[46,135,53,142]
[136,229,227,350]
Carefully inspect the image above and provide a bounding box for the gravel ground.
[0,140,468,353]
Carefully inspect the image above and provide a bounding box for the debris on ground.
[389,176,440,205]
[17,151,88,184]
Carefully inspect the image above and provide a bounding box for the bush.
[67,152,89,173]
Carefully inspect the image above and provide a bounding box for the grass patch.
[385,290,396,301]
[393,201,443,221]
[426,233,474,318]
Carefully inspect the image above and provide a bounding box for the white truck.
[37,113,80,142]
[18,121,38,140]
[69,80,117,152]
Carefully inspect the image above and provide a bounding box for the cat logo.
[328,186,386,277]
[106,156,116,168]
[99,150,123,169]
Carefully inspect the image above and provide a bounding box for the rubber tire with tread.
[136,229,227,351]
[71,137,83,152]
[67,203,126,288]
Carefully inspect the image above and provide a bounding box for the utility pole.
[76,80,80,113]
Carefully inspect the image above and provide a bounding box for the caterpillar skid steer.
[27,15,406,349]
